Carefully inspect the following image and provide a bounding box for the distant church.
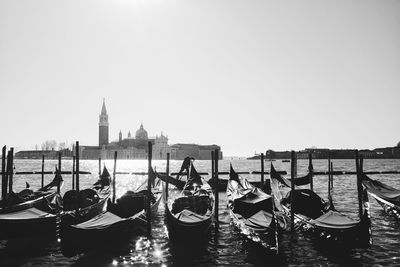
[79,100,222,160]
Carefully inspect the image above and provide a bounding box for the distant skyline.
[0,1,399,156]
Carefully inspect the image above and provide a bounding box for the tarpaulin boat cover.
[243,210,273,231]
[0,208,54,220]
[232,190,272,219]
[227,165,273,219]
[73,212,129,230]
[282,189,326,220]
[175,209,208,223]
[313,210,359,229]
[361,173,400,205]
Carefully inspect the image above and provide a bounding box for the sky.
[0,0,399,156]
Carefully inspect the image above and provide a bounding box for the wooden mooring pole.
[214,148,219,228]
[328,158,331,197]
[1,146,6,201]
[330,162,334,190]
[147,141,152,236]
[98,157,101,176]
[72,156,75,190]
[308,153,313,191]
[260,153,265,186]
[290,150,295,231]
[356,152,364,219]
[211,150,215,193]
[211,151,215,180]
[57,152,62,194]
[41,154,45,189]
[112,151,117,203]
[7,148,14,195]
[76,141,80,192]
[166,153,170,199]
[356,150,363,218]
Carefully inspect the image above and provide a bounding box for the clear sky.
[0,0,399,156]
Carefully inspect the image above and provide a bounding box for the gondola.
[164,158,214,240]
[227,165,281,254]
[361,172,400,219]
[60,165,112,226]
[270,162,372,246]
[0,166,111,240]
[60,172,162,256]
[0,169,64,214]
[0,169,64,239]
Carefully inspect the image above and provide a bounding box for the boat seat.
[107,192,146,218]
[282,189,325,219]
[63,189,100,211]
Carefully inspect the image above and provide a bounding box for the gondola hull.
[367,192,400,219]
[61,194,110,226]
[165,206,213,240]
[269,162,372,248]
[0,209,57,239]
[226,166,280,254]
[228,209,279,253]
[0,192,62,239]
[286,207,372,246]
[0,187,62,214]
[361,173,400,219]
[61,215,138,257]
[60,191,162,256]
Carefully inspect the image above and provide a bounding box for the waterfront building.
[77,100,222,160]
[99,98,109,146]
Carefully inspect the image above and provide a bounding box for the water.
[1,159,399,266]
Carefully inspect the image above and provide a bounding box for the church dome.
[135,123,148,140]
[156,132,168,144]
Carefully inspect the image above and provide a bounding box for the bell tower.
[99,98,109,146]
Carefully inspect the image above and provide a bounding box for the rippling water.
[1,158,399,266]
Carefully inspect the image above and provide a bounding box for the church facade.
[79,100,222,160]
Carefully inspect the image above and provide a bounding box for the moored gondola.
[164,158,214,240]
[60,165,112,226]
[270,160,372,247]
[0,169,64,239]
[227,164,282,254]
[0,166,111,240]
[60,172,162,256]
[0,169,64,214]
[361,172,400,219]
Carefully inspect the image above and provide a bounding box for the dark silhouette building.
[99,98,109,146]
[77,100,224,160]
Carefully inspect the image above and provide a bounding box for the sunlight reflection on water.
[1,158,400,266]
